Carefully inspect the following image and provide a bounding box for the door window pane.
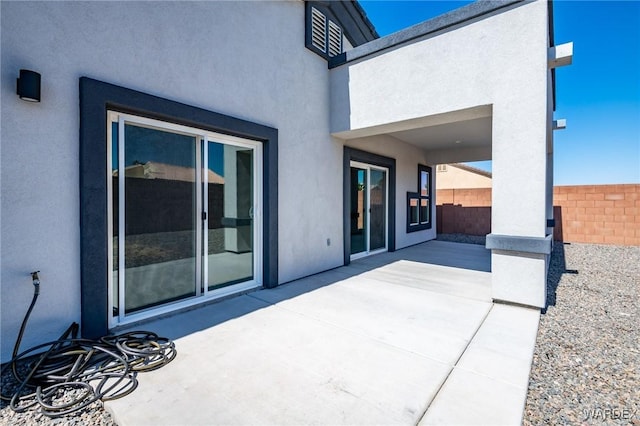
[207,142,254,290]
[124,124,197,313]
[369,168,386,251]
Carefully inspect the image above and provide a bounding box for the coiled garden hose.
[1,272,177,418]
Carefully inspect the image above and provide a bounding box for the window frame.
[406,164,433,233]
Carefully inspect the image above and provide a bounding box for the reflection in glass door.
[350,162,388,259]
[121,123,199,314]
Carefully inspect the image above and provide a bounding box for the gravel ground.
[523,242,640,425]
[2,236,638,425]
[0,376,116,425]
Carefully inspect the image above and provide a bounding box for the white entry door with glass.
[350,161,388,260]
[108,112,262,326]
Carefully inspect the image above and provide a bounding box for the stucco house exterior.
[436,163,492,189]
[0,0,571,362]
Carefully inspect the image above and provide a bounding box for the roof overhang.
[333,105,493,164]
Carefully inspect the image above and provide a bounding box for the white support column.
[546,152,554,237]
[548,117,565,236]
[489,100,550,308]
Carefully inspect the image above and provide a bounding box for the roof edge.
[329,0,525,69]
[449,163,493,179]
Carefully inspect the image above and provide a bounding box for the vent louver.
[311,7,327,53]
[328,20,342,57]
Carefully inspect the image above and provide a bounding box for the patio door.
[350,162,388,260]
[108,112,262,326]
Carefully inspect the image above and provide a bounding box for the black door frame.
[343,147,395,265]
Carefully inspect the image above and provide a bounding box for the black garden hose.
[1,272,176,418]
[11,272,41,367]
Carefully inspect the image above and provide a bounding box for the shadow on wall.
[435,204,568,242]
[436,204,491,236]
[553,206,563,241]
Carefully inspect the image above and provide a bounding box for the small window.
[437,164,447,172]
[407,165,432,233]
[306,4,343,60]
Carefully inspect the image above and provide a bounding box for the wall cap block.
[486,233,553,255]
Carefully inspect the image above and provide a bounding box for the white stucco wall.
[0,1,344,362]
[330,0,549,237]
[330,0,551,308]
[435,165,492,189]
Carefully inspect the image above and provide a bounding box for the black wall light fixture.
[17,69,41,102]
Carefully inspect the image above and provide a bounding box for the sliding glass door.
[108,112,261,326]
[350,161,388,260]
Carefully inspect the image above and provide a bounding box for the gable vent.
[311,7,327,53]
[328,20,342,57]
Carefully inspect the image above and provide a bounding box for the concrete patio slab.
[419,304,541,425]
[105,241,539,426]
[252,274,491,364]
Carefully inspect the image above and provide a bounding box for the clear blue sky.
[359,1,640,185]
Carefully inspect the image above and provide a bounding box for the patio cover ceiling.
[388,115,491,152]
[333,104,493,163]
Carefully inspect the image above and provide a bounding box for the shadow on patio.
[119,240,491,342]
[106,240,537,425]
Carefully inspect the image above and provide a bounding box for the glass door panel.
[123,123,198,314]
[369,168,387,251]
[350,167,367,255]
[206,141,254,290]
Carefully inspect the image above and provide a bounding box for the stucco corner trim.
[486,233,552,255]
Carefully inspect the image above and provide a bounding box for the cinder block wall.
[436,184,640,246]
[553,184,639,245]
[436,188,492,236]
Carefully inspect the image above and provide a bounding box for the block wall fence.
[436,184,640,246]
